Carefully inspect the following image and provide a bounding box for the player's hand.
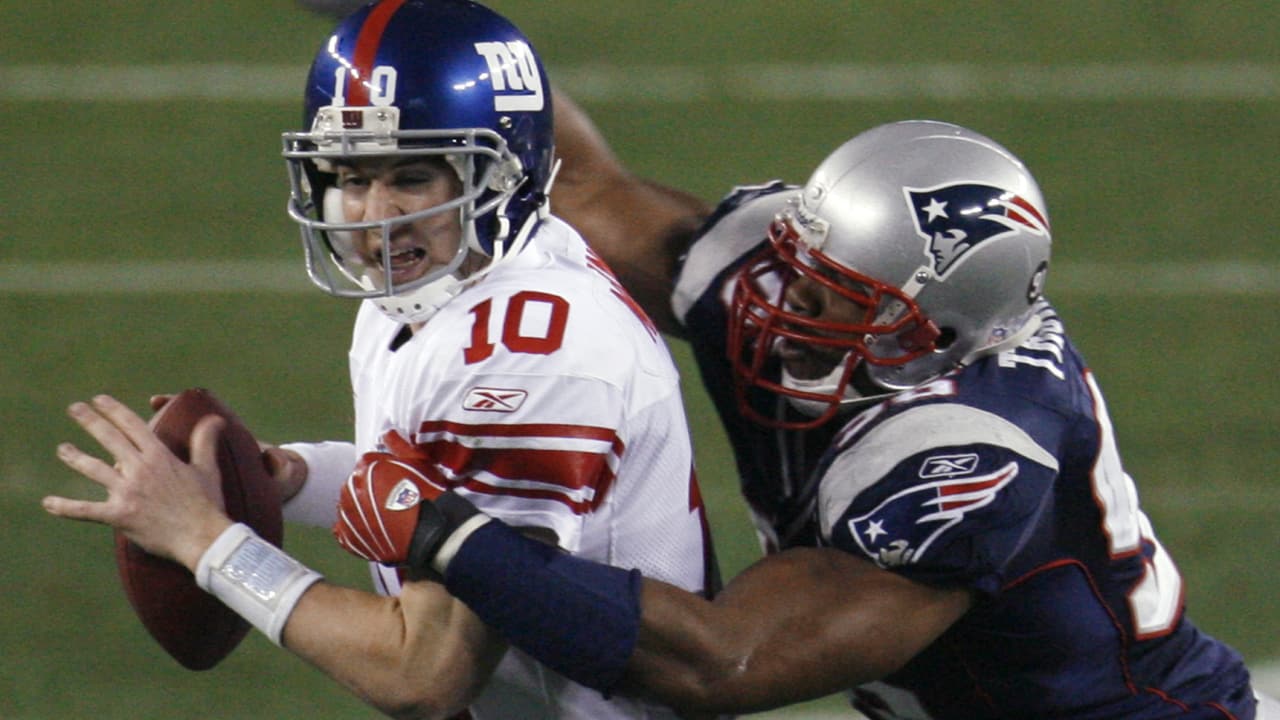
[261,445,308,502]
[151,392,307,502]
[43,395,232,571]
[148,393,174,412]
[333,451,449,565]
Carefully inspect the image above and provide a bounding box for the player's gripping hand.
[152,392,307,503]
[333,451,449,566]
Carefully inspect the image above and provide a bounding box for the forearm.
[436,513,970,715]
[623,556,902,713]
[283,580,504,720]
[196,523,502,720]
[437,517,751,710]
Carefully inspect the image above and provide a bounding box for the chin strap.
[370,271,467,324]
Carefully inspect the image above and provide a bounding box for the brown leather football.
[113,388,283,670]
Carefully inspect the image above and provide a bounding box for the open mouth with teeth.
[388,246,426,269]
[365,244,431,287]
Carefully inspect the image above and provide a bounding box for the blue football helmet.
[283,0,555,322]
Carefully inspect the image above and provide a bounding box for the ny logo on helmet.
[905,183,1049,277]
[474,41,544,112]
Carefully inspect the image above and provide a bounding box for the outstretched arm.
[404,495,975,716]
[44,395,505,720]
[550,88,710,338]
[624,546,972,714]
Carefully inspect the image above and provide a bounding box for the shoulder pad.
[672,183,799,321]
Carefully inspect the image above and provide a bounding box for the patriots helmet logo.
[849,462,1019,567]
[906,183,1049,277]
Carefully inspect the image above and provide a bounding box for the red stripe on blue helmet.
[347,0,407,106]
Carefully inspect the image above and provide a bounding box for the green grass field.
[2,1,1277,718]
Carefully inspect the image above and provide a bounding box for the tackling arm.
[433,502,974,716]
[550,88,710,338]
[624,547,972,714]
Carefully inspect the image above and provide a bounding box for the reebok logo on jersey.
[462,387,528,412]
[919,453,979,479]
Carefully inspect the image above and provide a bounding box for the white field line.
[2,62,1279,102]
[1,259,1278,296]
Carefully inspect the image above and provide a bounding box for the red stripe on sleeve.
[456,479,597,514]
[416,441,611,492]
[384,423,625,514]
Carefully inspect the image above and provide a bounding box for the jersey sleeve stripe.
[416,419,622,443]
[406,422,624,514]
[418,441,616,494]
[456,476,604,515]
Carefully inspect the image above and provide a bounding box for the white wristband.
[195,523,323,646]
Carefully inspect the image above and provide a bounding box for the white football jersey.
[304,217,712,720]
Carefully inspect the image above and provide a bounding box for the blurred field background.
[2,1,1277,718]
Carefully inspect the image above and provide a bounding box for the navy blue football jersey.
[672,185,1257,719]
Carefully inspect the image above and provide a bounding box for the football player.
[44,2,716,719]
[315,95,1277,718]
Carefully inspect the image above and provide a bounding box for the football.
[113,388,284,671]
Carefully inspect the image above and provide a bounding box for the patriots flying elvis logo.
[906,183,1048,277]
[850,462,1019,567]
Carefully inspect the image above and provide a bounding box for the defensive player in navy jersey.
[324,92,1279,720]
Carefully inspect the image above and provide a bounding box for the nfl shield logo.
[384,478,422,511]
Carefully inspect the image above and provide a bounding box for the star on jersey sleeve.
[818,402,1061,595]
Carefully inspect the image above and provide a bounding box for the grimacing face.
[333,155,467,287]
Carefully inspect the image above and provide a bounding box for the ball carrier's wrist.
[189,488,485,648]
[195,523,323,646]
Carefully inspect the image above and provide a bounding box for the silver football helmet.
[730,121,1052,428]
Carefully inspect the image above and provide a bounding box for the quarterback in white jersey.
[44,3,715,720]
[284,216,713,719]
[271,2,716,718]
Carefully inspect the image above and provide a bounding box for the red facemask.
[727,218,940,430]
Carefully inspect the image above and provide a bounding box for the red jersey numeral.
[464,292,570,364]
